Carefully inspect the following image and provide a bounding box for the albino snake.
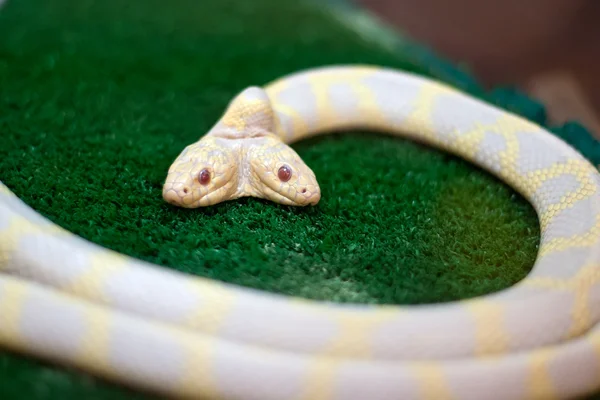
[1,65,600,399]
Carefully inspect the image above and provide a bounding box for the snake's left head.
[162,138,238,208]
[248,138,321,206]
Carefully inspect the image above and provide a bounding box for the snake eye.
[278,165,292,182]
[198,169,211,185]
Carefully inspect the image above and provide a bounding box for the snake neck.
[212,86,279,139]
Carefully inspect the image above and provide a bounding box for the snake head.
[249,138,321,206]
[163,86,320,208]
[162,138,238,208]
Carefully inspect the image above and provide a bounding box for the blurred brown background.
[358,0,600,136]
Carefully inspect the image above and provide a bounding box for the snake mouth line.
[162,182,203,207]
[162,189,188,206]
[288,190,321,206]
[163,189,180,204]
[300,189,321,206]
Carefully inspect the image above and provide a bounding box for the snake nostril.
[183,187,189,194]
[301,188,307,194]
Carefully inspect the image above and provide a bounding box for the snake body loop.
[1,65,600,399]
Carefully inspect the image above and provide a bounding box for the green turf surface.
[0,0,541,303]
[0,0,592,397]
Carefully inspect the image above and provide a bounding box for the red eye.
[278,165,292,182]
[198,169,211,185]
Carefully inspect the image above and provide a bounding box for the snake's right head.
[162,138,238,208]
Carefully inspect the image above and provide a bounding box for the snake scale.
[1,65,600,399]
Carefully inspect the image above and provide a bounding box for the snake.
[1,64,600,400]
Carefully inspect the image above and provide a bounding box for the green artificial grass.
[0,0,541,303]
[0,0,595,397]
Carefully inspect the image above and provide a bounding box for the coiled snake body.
[1,65,600,399]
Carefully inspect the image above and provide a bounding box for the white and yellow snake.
[1,65,600,399]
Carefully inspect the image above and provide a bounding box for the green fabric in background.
[0,0,597,398]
